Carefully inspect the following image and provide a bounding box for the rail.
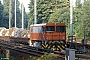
[0,40,44,57]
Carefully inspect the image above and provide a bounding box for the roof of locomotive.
[30,23,46,27]
[30,23,66,27]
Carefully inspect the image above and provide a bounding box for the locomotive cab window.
[56,26,66,32]
[31,26,44,33]
[46,26,54,32]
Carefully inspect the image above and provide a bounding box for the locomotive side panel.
[30,33,44,40]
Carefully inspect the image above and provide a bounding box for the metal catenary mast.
[22,0,24,29]
[9,0,12,28]
[15,0,16,28]
[70,0,73,37]
[34,0,37,24]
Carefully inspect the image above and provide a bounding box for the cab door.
[45,26,54,40]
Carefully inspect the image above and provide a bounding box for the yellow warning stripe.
[47,45,51,49]
[42,44,45,48]
[58,46,63,50]
[61,45,65,49]
[57,48,59,51]
[46,44,48,48]
[54,47,57,51]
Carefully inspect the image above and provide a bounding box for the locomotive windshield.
[56,26,66,32]
[31,26,44,33]
[46,26,54,32]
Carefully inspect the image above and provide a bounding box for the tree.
[28,0,34,27]
[28,0,70,23]
[3,0,22,28]
[24,11,30,29]
[49,0,70,23]
[0,1,4,27]
[11,0,22,28]
[80,0,90,38]
[73,0,90,38]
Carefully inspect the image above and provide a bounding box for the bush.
[38,53,57,60]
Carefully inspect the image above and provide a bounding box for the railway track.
[1,38,90,59]
[66,39,90,54]
[0,40,44,57]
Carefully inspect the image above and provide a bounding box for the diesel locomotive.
[29,23,66,51]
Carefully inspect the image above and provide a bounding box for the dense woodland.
[0,0,90,38]
[0,0,29,29]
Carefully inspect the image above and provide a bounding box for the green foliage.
[28,0,70,24]
[24,12,30,29]
[2,11,9,28]
[9,56,15,60]
[3,0,22,28]
[0,1,4,27]
[0,55,6,60]
[28,56,37,60]
[28,0,34,26]
[28,53,58,60]
[38,53,57,60]
[2,0,9,28]
[70,0,90,39]
[81,0,90,38]
[0,56,15,60]
[0,0,29,29]
[73,8,83,38]
[10,0,22,28]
